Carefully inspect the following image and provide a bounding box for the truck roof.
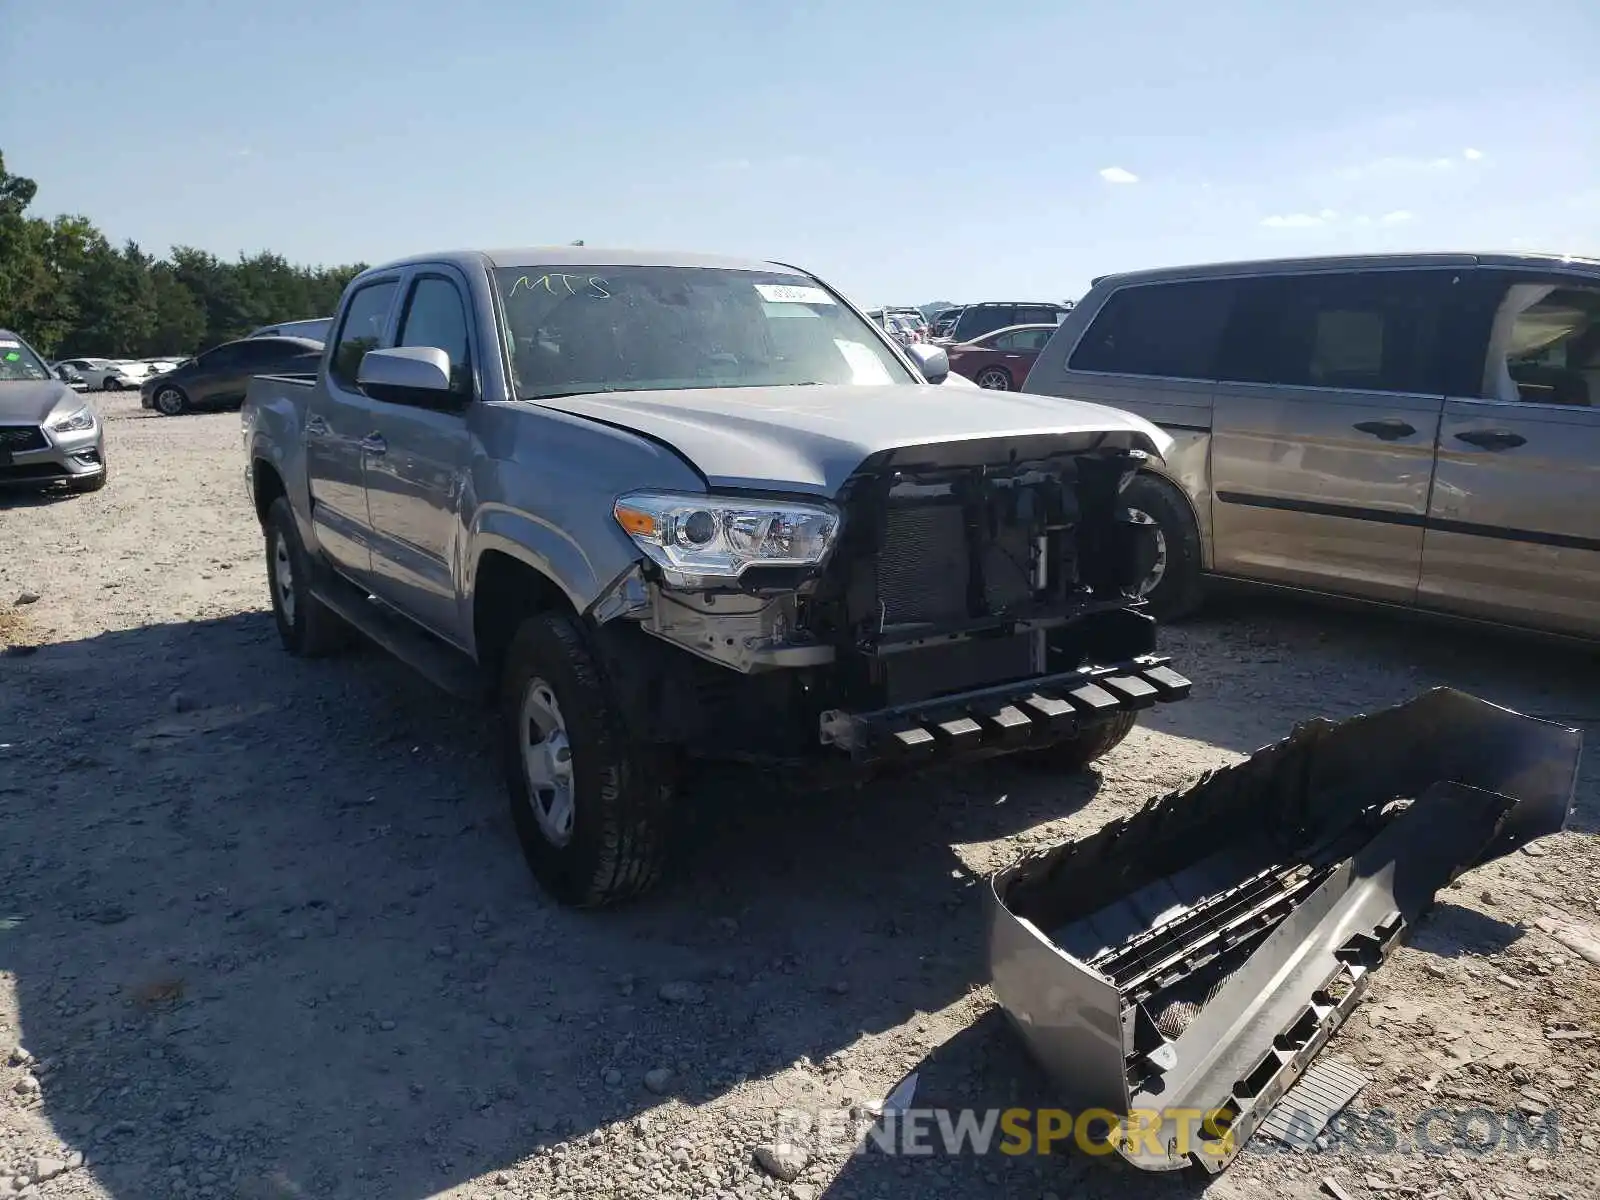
[1090,250,1600,289]
[363,247,809,277]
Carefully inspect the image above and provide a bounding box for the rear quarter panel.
[243,373,319,544]
[1025,291,1216,565]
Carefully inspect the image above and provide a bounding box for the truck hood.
[0,380,82,425]
[528,383,1172,496]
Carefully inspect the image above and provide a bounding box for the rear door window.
[1069,280,1235,379]
[1219,271,1450,394]
[1015,305,1065,326]
[957,306,1015,341]
[330,281,400,391]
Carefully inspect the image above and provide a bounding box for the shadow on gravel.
[1407,903,1526,959]
[817,1012,1212,1200]
[3,597,1596,1198]
[0,611,1107,1199]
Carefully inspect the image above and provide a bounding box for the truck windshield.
[0,338,51,382]
[493,266,917,400]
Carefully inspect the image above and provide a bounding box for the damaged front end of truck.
[987,688,1583,1173]
[593,432,1191,768]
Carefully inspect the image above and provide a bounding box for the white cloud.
[1379,210,1415,224]
[1261,213,1327,228]
[1098,166,1139,184]
[1463,147,1484,160]
[1318,208,1339,221]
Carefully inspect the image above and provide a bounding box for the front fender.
[466,506,611,615]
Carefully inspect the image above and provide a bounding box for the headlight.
[47,407,96,434]
[613,491,840,587]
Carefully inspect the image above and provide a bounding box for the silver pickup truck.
[242,247,1192,906]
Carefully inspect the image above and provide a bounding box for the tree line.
[0,151,366,360]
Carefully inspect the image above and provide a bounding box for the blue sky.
[4,0,1597,306]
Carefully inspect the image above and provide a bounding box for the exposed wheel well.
[473,550,573,681]
[252,460,286,527]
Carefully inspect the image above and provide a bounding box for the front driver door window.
[363,272,477,640]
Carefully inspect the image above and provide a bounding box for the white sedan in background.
[55,358,153,391]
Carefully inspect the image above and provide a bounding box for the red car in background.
[943,323,1058,390]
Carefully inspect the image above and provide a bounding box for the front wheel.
[1123,474,1204,621]
[1015,711,1138,772]
[501,612,675,908]
[974,366,1012,390]
[101,377,120,392]
[152,386,187,416]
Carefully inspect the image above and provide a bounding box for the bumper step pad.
[837,656,1191,764]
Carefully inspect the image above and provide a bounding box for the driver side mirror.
[358,346,464,408]
[906,343,949,385]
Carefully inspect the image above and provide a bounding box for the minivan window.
[1069,280,1235,379]
[1220,271,1448,395]
[1485,284,1600,407]
[330,281,399,390]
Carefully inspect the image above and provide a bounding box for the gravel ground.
[1,392,1597,1200]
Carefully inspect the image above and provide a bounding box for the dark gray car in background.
[141,336,324,416]
[0,329,108,494]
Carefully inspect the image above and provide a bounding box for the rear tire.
[974,366,1012,390]
[1015,711,1138,771]
[1124,473,1204,621]
[264,497,348,658]
[501,612,675,908]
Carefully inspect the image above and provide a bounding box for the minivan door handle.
[1454,428,1526,452]
[1352,418,1417,441]
[359,433,388,456]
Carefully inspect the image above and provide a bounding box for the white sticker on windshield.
[0,340,19,348]
[756,283,835,305]
[833,339,894,385]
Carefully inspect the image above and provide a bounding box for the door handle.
[1352,419,1417,441]
[1454,429,1526,452]
[305,414,329,437]
[359,433,387,456]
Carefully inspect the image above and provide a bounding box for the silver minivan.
[1024,252,1600,638]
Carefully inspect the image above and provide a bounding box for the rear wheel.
[1124,473,1204,621]
[1015,711,1138,771]
[264,497,348,657]
[101,377,119,392]
[974,366,1012,390]
[501,612,675,908]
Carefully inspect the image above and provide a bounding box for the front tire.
[501,612,675,908]
[263,497,348,657]
[152,386,187,416]
[101,377,119,392]
[1016,711,1138,771]
[1124,474,1204,621]
[974,366,1012,390]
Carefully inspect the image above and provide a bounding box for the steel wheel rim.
[156,389,181,414]
[976,369,1008,390]
[1128,507,1168,596]
[272,532,297,625]
[520,678,575,847]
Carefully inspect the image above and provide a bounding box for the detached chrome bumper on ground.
[987,688,1581,1174]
